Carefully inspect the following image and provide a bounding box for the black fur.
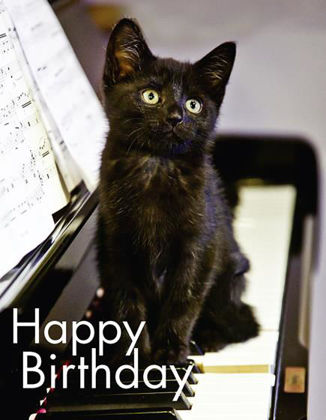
[97,18,259,364]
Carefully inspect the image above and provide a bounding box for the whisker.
[122,117,142,126]
[127,129,143,154]
[127,127,143,139]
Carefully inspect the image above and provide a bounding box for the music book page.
[5,0,108,191]
[2,3,80,194]
[0,2,68,278]
[0,0,108,279]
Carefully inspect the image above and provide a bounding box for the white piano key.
[179,373,274,420]
[192,373,275,386]
[191,331,279,373]
[234,185,296,332]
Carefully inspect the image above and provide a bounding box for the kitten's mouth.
[150,125,187,143]
[162,127,184,141]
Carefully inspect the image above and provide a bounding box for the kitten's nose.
[167,109,183,126]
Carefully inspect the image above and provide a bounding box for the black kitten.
[97,18,259,364]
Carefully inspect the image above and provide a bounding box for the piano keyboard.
[30,184,296,420]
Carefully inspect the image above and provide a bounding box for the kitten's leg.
[99,283,152,365]
[97,215,152,364]
[152,244,216,364]
[96,240,151,364]
[193,252,259,352]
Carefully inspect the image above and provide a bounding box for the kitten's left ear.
[104,18,154,89]
[194,42,236,98]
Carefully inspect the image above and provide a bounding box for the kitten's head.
[103,18,235,156]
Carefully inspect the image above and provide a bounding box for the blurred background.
[53,0,326,418]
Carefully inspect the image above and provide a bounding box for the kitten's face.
[103,19,236,156]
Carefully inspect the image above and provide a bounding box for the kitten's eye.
[185,98,202,114]
[141,89,160,105]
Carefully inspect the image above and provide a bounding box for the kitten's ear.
[104,18,154,88]
[194,42,236,98]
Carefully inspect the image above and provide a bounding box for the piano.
[0,2,319,419]
[0,133,318,420]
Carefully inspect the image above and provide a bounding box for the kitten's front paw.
[194,329,229,352]
[152,343,189,364]
[224,303,260,342]
[152,329,189,364]
[194,303,260,352]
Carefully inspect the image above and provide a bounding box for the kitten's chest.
[136,156,186,190]
[110,156,198,209]
[106,155,204,237]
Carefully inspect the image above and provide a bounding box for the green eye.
[141,89,160,104]
[185,98,202,114]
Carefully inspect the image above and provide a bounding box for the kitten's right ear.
[103,18,154,89]
[193,42,236,100]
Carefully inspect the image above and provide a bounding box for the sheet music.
[35,93,82,193]
[0,6,69,213]
[15,43,82,193]
[0,2,69,278]
[1,5,80,195]
[5,0,108,191]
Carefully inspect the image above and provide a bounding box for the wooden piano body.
[0,2,320,419]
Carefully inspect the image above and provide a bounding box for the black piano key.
[179,368,197,384]
[36,407,183,419]
[46,391,192,412]
[185,359,201,374]
[189,340,204,356]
